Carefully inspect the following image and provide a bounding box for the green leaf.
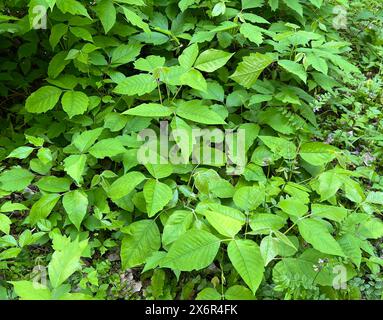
[230,53,274,88]
[36,176,72,193]
[121,220,161,269]
[123,7,150,33]
[162,210,194,246]
[162,230,220,271]
[0,202,28,213]
[300,142,338,166]
[0,168,34,192]
[249,214,286,234]
[225,285,255,300]
[240,23,263,45]
[338,234,361,267]
[233,186,264,211]
[56,0,90,18]
[70,27,93,42]
[194,49,234,72]
[114,74,157,96]
[311,204,347,223]
[308,0,323,8]
[176,100,226,125]
[88,138,126,159]
[143,179,173,217]
[49,23,68,49]
[73,128,104,153]
[212,2,226,16]
[48,52,70,79]
[179,44,199,69]
[259,136,297,159]
[202,203,246,238]
[63,154,87,185]
[180,68,207,92]
[7,146,34,159]
[315,170,344,201]
[0,214,11,234]
[242,0,264,9]
[134,55,165,72]
[63,190,88,230]
[298,219,345,256]
[260,236,279,266]
[196,288,221,300]
[25,86,62,114]
[283,0,303,16]
[27,194,61,225]
[278,60,307,83]
[109,171,146,201]
[111,43,142,66]
[61,91,89,119]
[48,237,88,288]
[227,239,264,294]
[9,281,51,300]
[278,197,308,218]
[366,191,383,205]
[95,0,116,34]
[123,103,173,117]
[179,0,197,11]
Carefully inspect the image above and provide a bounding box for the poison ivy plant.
[0,0,382,301]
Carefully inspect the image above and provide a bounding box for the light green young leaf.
[176,100,226,125]
[114,74,157,96]
[56,0,90,18]
[300,142,338,166]
[9,281,51,300]
[36,176,72,193]
[283,0,303,16]
[259,135,297,159]
[278,60,307,83]
[0,214,11,234]
[88,138,126,159]
[298,219,345,256]
[123,7,150,33]
[0,168,34,192]
[94,0,116,34]
[48,237,89,288]
[7,146,34,159]
[73,128,104,153]
[180,68,207,92]
[162,210,194,246]
[61,91,89,118]
[240,23,263,45]
[228,239,264,294]
[203,203,246,238]
[194,49,234,72]
[63,190,88,230]
[143,179,173,217]
[25,86,62,114]
[63,154,87,185]
[123,103,173,117]
[179,44,199,69]
[27,194,61,225]
[230,53,274,88]
[109,171,146,201]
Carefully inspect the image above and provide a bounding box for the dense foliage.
[0,0,382,300]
